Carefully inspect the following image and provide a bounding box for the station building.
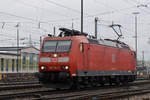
[0,46,40,73]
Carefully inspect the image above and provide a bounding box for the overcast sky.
[0,0,150,60]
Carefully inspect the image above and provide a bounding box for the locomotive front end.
[38,39,74,88]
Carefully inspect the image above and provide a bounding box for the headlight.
[40,66,46,70]
[64,66,69,70]
[62,66,69,70]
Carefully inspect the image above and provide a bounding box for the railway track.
[0,81,40,91]
[36,82,150,100]
[42,86,150,100]
[0,80,150,100]
[0,88,53,100]
[0,83,41,91]
[0,81,39,86]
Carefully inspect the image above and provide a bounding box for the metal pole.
[95,17,98,39]
[81,0,83,34]
[135,14,137,63]
[53,27,56,37]
[38,22,41,29]
[142,51,144,67]
[40,36,42,48]
[72,19,74,29]
[29,34,32,46]
[133,12,139,66]
[17,28,19,72]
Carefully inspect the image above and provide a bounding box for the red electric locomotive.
[38,28,136,89]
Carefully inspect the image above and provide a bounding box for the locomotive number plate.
[51,58,58,62]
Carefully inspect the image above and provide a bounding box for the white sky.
[0,0,150,60]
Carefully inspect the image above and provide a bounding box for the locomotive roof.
[58,28,130,50]
[88,38,130,50]
[45,28,131,50]
[59,28,88,36]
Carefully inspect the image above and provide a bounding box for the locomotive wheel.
[89,77,96,87]
[70,82,82,90]
[100,82,104,86]
[109,82,113,86]
[109,79,113,86]
[70,77,82,90]
[115,77,120,86]
[91,81,97,87]
[75,82,82,90]
[56,88,61,90]
[115,81,120,86]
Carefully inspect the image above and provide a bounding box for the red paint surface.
[39,36,136,76]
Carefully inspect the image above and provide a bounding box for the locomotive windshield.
[42,40,72,52]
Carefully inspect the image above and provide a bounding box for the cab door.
[81,43,89,73]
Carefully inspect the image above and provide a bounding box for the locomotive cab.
[39,39,72,88]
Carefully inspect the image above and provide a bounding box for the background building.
[0,46,40,73]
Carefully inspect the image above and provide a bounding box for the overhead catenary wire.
[0,1,141,25]
[1,0,143,22]
[93,0,136,16]
[0,0,148,26]
[0,21,54,44]
[0,26,51,45]
[0,18,148,39]
[123,0,150,14]
[0,11,38,22]
[0,0,149,38]
[45,0,90,16]
[12,0,71,18]
[44,0,133,19]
